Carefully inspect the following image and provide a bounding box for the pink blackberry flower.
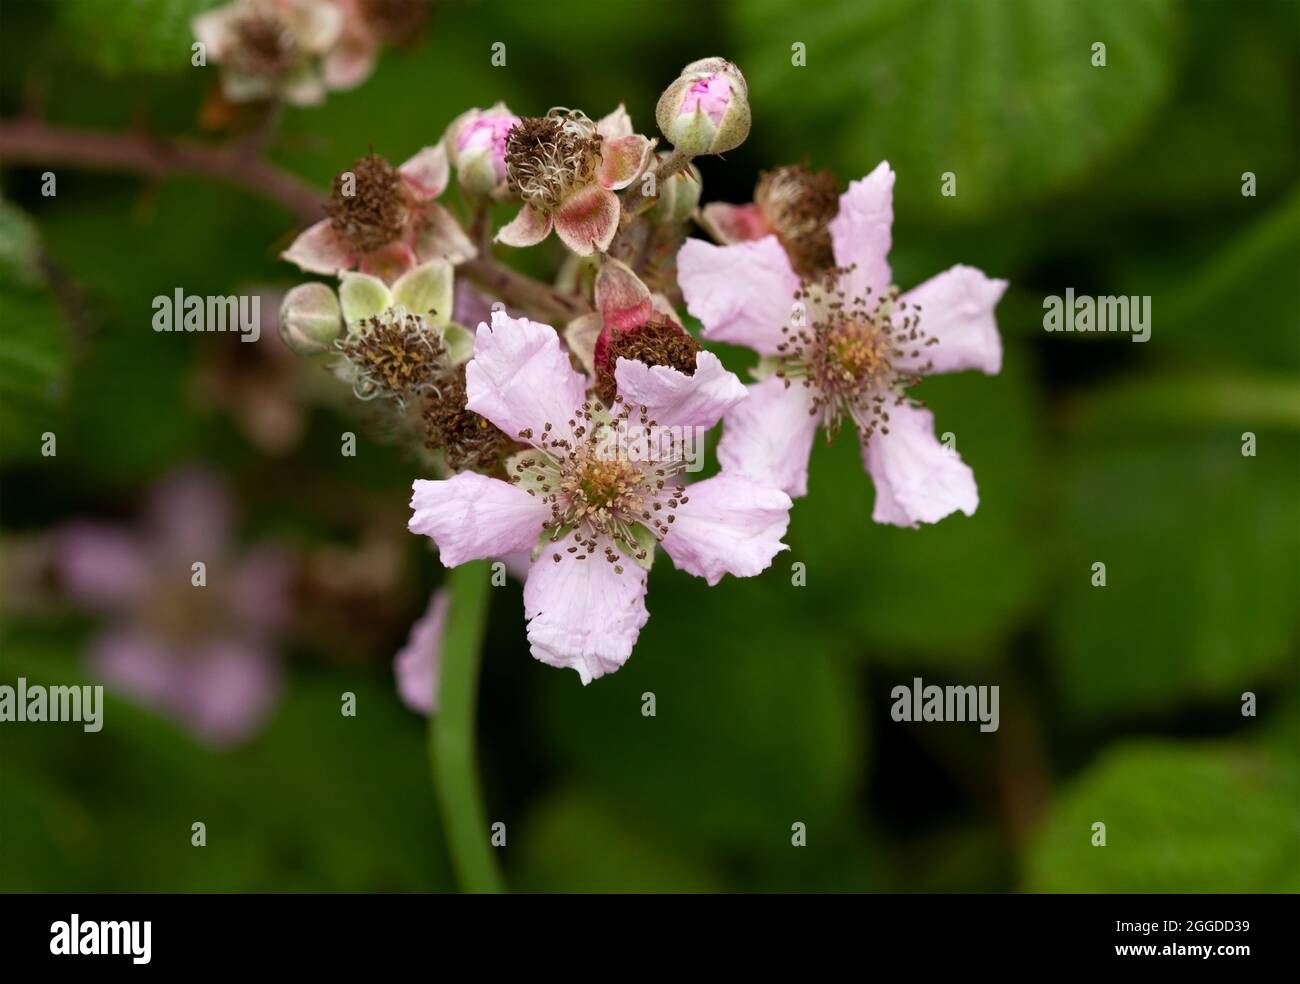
[445,102,521,196]
[282,146,474,283]
[393,588,448,714]
[678,161,1007,527]
[495,106,655,257]
[408,311,792,683]
[56,470,289,747]
[193,0,345,106]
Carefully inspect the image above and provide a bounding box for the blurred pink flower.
[393,588,447,715]
[678,161,1007,527]
[57,470,290,747]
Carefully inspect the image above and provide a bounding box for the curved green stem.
[429,559,504,893]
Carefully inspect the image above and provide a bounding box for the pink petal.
[554,185,620,256]
[464,311,587,443]
[394,589,449,715]
[660,473,791,585]
[409,473,549,568]
[399,144,450,201]
[358,241,418,283]
[594,256,653,332]
[828,161,895,299]
[596,104,634,139]
[281,219,355,276]
[862,401,978,527]
[613,350,747,429]
[597,134,653,191]
[88,628,179,709]
[677,236,799,356]
[523,550,650,684]
[322,37,377,90]
[698,202,770,244]
[897,264,1007,376]
[717,376,821,498]
[57,523,149,608]
[148,468,231,560]
[412,202,477,265]
[495,203,553,248]
[178,640,281,747]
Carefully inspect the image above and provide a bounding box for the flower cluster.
[274,58,1007,698]
[193,0,429,107]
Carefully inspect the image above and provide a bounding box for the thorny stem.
[619,147,691,219]
[0,117,323,225]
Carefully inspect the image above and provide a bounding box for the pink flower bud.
[447,103,520,195]
[655,57,751,156]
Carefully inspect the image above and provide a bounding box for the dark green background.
[1,0,1297,892]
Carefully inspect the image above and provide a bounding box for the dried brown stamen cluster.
[510,401,689,574]
[336,308,444,403]
[755,164,838,277]
[358,0,429,45]
[596,318,700,404]
[505,110,602,210]
[230,11,299,79]
[776,265,937,441]
[422,367,512,474]
[325,154,409,254]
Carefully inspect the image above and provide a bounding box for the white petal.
[613,350,746,429]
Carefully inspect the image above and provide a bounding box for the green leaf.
[729,0,1179,220]
[0,200,70,465]
[514,788,724,892]
[1051,432,1299,718]
[1028,741,1300,892]
[54,0,219,77]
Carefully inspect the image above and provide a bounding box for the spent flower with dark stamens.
[776,264,935,442]
[335,307,445,403]
[505,110,603,210]
[422,367,513,474]
[754,164,838,276]
[357,0,428,44]
[596,318,701,404]
[325,153,411,254]
[230,11,300,78]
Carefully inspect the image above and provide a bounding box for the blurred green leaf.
[54,0,218,78]
[513,788,724,892]
[0,199,70,465]
[730,0,1179,219]
[1051,432,1299,718]
[1028,740,1300,892]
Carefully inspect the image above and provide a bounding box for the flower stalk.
[428,558,504,894]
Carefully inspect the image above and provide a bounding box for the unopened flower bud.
[647,160,702,224]
[447,102,520,196]
[655,57,750,156]
[278,282,343,354]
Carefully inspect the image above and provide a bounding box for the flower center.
[336,307,444,404]
[595,317,700,404]
[754,164,838,277]
[777,268,935,440]
[504,110,602,210]
[510,401,688,573]
[325,154,410,254]
[231,12,299,79]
